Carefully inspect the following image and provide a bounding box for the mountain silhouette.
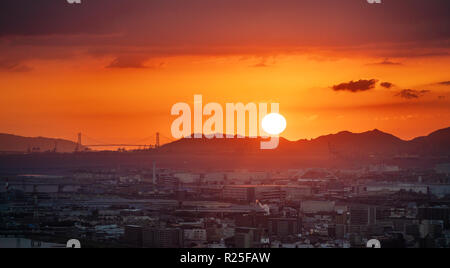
[1,127,449,157]
[159,128,450,158]
[0,133,84,153]
[290,129,408,157]
[0,128,448,171]
[409,127,450,156]
[160,134,291,153]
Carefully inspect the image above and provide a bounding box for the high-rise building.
[124,225,143,247]
[234,227,265,248]
[418,206,450,229]
[223,186,255,203]
[349,205,377,226]
[268,218,301,237]
[143,228,184,248]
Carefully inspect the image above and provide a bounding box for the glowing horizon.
[0,0,449,144]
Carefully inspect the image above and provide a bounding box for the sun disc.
[262,113,287,135]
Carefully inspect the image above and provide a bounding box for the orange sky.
[0,53,449,145]
[0,0,449,145]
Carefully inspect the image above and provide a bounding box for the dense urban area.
[1,161,449,248]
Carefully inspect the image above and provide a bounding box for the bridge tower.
[75,133,82,152]
[156,132,160,149]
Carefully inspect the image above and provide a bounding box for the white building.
[184,229,207,242]
[282,186,312,201]
[173,173,200,184]
[365,183,428,195]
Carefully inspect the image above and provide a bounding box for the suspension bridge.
[74,132,175,152]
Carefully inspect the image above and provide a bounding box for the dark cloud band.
[332,79,378,93]
[396,89,430,99]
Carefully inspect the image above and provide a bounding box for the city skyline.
[1,0,449,250]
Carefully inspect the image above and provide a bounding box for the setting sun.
[262,113,287,136]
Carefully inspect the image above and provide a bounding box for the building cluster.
[1,163,449,248]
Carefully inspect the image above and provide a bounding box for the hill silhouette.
[0,128,448,171]
[1,127,449,158]
[159,128,450,158]
[0,133,84,153]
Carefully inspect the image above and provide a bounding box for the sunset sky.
[0,0,449,145]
